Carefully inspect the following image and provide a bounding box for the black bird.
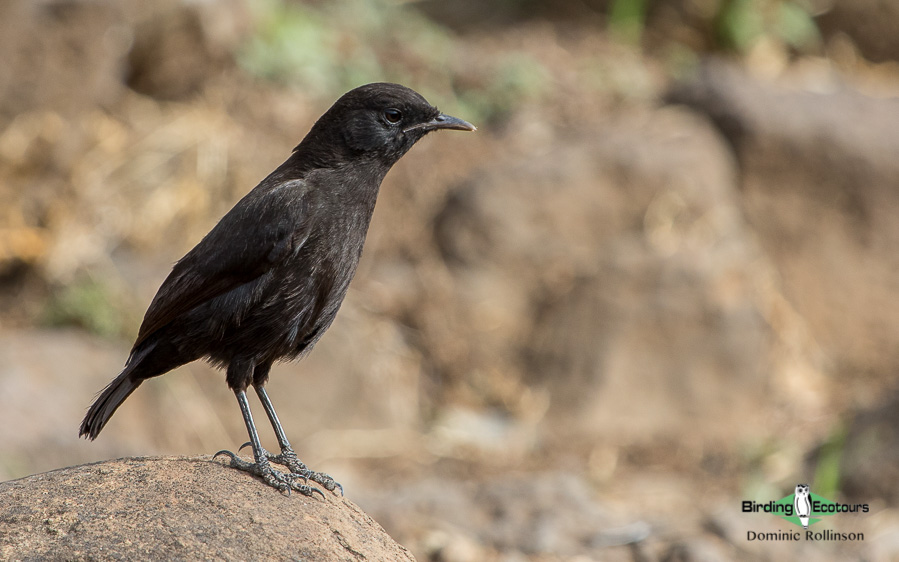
[79,83,475,495]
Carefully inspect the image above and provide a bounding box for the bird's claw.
[262,447,343,496]
[213,449,237,461]
[213,449,325,498]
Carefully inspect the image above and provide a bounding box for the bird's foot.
[213,449,325,498]
[238,442,343,495]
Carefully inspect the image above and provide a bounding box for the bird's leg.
[253,385,343,495]
[214,389,323,498]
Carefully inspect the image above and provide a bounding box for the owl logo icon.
[794,484,811,529]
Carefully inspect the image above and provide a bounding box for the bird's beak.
[405,113,477,134]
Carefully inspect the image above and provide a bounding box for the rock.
[669,60,899,395]
[661,537,736,562]
[356,471,629,558]
[420,103,802,445]
[0,0,127,123]
[126,0,249,100]
[839,392,899,504]
[0,456,415,561]
[817,0,899,63]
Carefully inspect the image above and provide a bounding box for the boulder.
[0,456,415,561]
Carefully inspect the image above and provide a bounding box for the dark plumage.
[79,83,475,495]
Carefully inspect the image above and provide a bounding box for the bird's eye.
[383,108,403,124]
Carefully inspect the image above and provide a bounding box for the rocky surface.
[669,60,899,405]
[0,456,414,561]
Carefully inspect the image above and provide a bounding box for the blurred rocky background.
[2,0,898,559]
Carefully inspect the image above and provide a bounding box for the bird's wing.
[133,179,314,347]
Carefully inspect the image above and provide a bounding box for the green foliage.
[716,0,821,53]
[42,276,125,338]
[238,1,338,92]
[458,53,551,125]
[609,0,650,44]
[603,0,821,54]
[740,422,848,507]
[237,0,554,126]
[773,1,821,50]
[812,423,846,500]
[237,0,455,98]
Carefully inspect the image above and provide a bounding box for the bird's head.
[296,83,475,168]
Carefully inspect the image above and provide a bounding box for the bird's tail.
[79,343,157,440]
[79,370,142,440]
